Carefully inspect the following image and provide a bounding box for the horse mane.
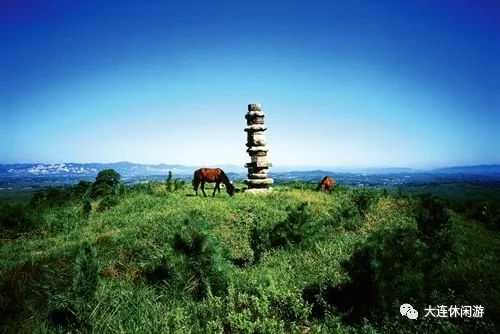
[220,170,234,190]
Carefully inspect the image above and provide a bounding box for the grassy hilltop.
[0,173,499,333]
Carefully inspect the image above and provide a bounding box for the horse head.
[227,184,236,196]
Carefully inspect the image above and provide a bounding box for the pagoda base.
[245,187,273,194]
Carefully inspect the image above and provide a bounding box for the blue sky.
[1,0,498,168]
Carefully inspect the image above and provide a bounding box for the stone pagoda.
[244,104,273,193]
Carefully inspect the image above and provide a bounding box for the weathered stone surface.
[248,131,265,137]
[248,167,269,174]
[246,134,266,146]
[250,156,269,164]
[246,141,267,148]
[247,152,267,158]
[247,146,268,153]
[245,162,273,168]
[248,173,268,179]
[246,116,265,125]
[244,178,274,185]
[245,111,265,118]
[244,125,267,132]
[248,104,262,111]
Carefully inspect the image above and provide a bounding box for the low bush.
[29,187,69,208]
[95,195,119,212]
[284,180,316,190]
[269,203,317,248]
[202,284,310,333]
[348,188,379,215]
[0,201,39,237]
[82,198,92,214]
[171,223,233,299]
[250,203,318,263]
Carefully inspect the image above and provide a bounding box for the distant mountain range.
[1,162,499,179]
[0,162,192,178]
[1,163,499,191]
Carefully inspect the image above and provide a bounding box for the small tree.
[166,170,174,192]
[90,169,122,199]
[95,169,121,187]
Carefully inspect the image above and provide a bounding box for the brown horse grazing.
[317,176,335,193]
[193,168,236,197]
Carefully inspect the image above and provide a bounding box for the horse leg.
[213,182,220,197]
[201,181,207,197]
[194,181,199,196]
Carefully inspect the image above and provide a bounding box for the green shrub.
[285,180,316,190]
[415,195,452,257]
[269,203,316,248]
[202,284,310,333]
[72,181,92,198]
[45,242,101,331]
[29,187,70,208]
[126,182,156,195]
[454,198,500,229]
[250,203,318,263]
[349,188,379,215]
[95,195,119,212]
[250,221,270,264]
[82,198,92,214]
[302,216,426,323]
[73,242,100,301]
[166,170,174,192]
[164,170,186,192]
[0,201,39,237]
[339,202,363,231]
[171,223,233,299]
[174,178,186,191]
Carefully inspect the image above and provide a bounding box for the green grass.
[0,182,498,333]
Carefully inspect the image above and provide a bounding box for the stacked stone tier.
[245,162,273,168]
[246,132,266,147]
[246,146,268,154]
[244,125,267,132]
[244,178,274,185]
[248,104,262,111]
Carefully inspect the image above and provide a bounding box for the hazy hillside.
[0,179,498,333]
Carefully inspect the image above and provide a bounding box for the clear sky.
[1,0,499,168]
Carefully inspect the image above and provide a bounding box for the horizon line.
[1,161,499,171]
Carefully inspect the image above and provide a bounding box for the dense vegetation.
[0,171,498,333]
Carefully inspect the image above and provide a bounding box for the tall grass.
[0,181,498,333]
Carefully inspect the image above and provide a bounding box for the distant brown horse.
[193,168,236,197]
[317,176,335,193]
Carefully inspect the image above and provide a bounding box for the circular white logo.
[400,303,418,320]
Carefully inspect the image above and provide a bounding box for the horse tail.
[192,170,199,188]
